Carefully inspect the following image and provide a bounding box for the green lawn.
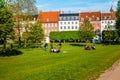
[0,43,120,80]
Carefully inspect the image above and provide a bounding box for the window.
[111,21,113,23]
[68,26,70,29]
[102,21,104,24]
[46,18,49,22]
[60,22,62,24]
[71,16,74,20]
[64,22,66,24]
[64,26,66,29]
[48,24,50,27]
[68,22,70,24]
[75,16,78,20]
[60,26,62,29]
[59,17,62,20]
[96,17,100,20]
[72,26,74,29]
[75,22,77,24]
[63,17,66,20]
[72,22,74,24]
[104,16,106,19]
[108,16,111,19]
[105,21,107,23]
[68,16,70,20]
[75,26,77,29]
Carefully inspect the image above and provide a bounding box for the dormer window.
[108,16,111,19]
[104,16,107,19]
[86,16,88,18]
[71,16,74,20]
[63,17,66,20]
[67,16,70,20]
[96,17,100,20]
[46,18,49,22]
[59,17,62,20]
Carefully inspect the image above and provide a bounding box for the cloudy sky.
[36,0,118,13]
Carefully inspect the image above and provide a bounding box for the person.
[44,43,48,51]
[91,45,96,50]
[58,42,62,49]
[84,45,90,50]
[50,41,53,49]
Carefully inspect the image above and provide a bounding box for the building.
[37,11,60,43]
[58,13,79,31]
[101,9,116,32]
[79,11,101,32]
[13,15,38,37]
[37,10,116,43]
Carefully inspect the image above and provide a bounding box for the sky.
[36,0,118,13]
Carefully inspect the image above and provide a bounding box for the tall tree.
[79,20,95,41]
[102,23,118,41]
[6,0,37,48]
[116,0,120,37]
[0,0,14,50]
[30,23,44,48]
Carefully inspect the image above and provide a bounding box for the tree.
[116,0,120,37]
[0,0,14,50]
[79,20,95,41]
[6,0,37,48]
[102,23,118,44]
[30,23,44,48]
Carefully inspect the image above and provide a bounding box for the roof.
[101,12,115,20]
[59,13,79,21]
[37,11,60,23]
[60,13,79,16]
[79,11,101,21]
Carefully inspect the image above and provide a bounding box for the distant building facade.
[37,9,116,42]
[58,13,79,31]
[37,11,60,43]
[79,11,101,32]
[101,10,116,32]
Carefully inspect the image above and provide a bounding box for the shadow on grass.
[0,49,23,57]
[70,43,86,47]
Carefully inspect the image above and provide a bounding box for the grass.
[0,43,120,80]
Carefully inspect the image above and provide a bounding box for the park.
[0,43,120,80]
[1,0,120,80]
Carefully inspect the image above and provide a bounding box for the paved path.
[98,60,120,80]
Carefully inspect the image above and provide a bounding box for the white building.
[101,10,116,32]
[58,13,79,31]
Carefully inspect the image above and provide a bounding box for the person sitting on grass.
[91,45,96,50]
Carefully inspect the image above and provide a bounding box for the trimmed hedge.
[50,31,79,40]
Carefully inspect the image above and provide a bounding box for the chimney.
[78,9,81,13]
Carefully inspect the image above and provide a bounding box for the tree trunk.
[24,39,27,48]
[3,37,7,50]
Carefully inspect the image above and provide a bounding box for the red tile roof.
[37,11,60,23]
[79,11,101,21]
[101,12,115,20]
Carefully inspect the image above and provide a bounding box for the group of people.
[50,41,62,53]
[84,44,96,50]
[43,41,62,53]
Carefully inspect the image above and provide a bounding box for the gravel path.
[98,60,120,80]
